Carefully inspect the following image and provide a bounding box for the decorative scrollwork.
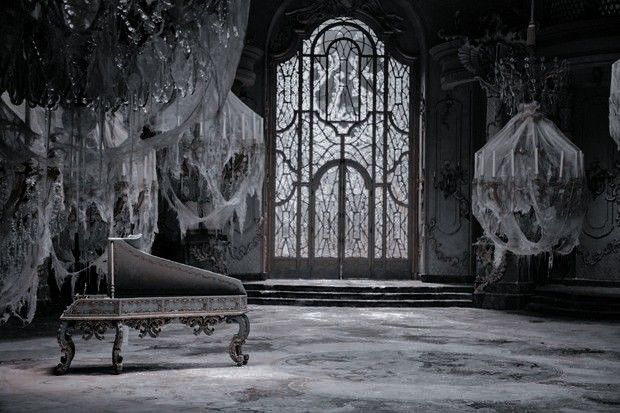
[75,320,112,340]
[180,316,225,336]
[433,161,470,219]
[189,235,230,274]
[228,219,263,261]
[54,321,75,375]
[577,239,620,266]
[226,314,250,366]
[427,219,469,269]
[125,318,171,338]
[586,160,619,200]
[285,0,404,34]
[112,322,124,374]
[578,160,620,268]
[428,160,471,270]
[54,313,251,374]
[473,236,507,293]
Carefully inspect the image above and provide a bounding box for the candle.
[480,153,484,176]
[492,151,496,177]
[574,152,579,176]
[511,149,515,177]
[559,150,564,178]
[534,147,539,174]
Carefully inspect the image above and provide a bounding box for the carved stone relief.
[425,87,474,276]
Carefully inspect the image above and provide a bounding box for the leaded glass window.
[272,17,411,277]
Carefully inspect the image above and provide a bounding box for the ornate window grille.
[271,17,412,278]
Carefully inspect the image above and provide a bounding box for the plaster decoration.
[427,219,469,270]
[284,0,404,35]
[577,239,620,266]
[473,236,507,293]
[433,161,470,220]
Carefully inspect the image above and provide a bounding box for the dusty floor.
[0,306,619,412]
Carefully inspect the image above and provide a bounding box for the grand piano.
[54,235,250,375]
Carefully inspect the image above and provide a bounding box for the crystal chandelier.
[0,0,235,111]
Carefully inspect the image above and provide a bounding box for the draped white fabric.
[0,0,263,323]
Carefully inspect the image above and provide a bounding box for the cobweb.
[0,0,263,323]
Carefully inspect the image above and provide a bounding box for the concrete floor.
[0,306,619,412]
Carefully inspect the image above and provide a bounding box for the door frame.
[264,7,424,280]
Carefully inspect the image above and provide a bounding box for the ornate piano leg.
[54,321,75,375]
[226,314,250,366]
[112,322,124,374]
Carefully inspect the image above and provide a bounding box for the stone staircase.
[243,280,474,307]
[527,284,620,319]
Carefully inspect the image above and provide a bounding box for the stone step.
[527,285,620,319]
[247,290,472,301]
[534,286,620,305]
[529,295,620,311]
[247,297,474,308]
[527,302,620,320]
[244,284,472,294]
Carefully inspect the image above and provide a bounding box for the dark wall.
[155,0,620,282]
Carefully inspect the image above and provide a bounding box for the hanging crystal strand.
[75,112,84,225]
[69,109,75,186]
[76,111,84,270]
[99,108,105,185]
[177,96,183,194]
[45,108,51,157]
[129,95,135,186]
[24,105,31,147]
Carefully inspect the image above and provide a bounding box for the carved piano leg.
[112,322,124,374]
[54,321,75,375]
[226,314,250,366]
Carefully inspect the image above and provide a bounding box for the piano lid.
[111,237,246,298]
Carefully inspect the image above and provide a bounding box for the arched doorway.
[269,17,414,279]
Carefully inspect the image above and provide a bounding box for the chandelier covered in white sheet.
[472,102,589,266]
[611,59,620,149]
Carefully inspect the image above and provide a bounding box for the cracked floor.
[0,306,619,412]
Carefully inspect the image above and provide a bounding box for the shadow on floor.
[48,361,237,376]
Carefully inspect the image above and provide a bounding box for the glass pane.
[344,168,369,258]
[315,166,339,258]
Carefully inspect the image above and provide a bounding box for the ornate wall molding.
[433,161,470,220]
[427,219,469,270]
[268,0,418,64]
[577,239,620,266]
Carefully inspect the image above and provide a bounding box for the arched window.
[271,17,412,278]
